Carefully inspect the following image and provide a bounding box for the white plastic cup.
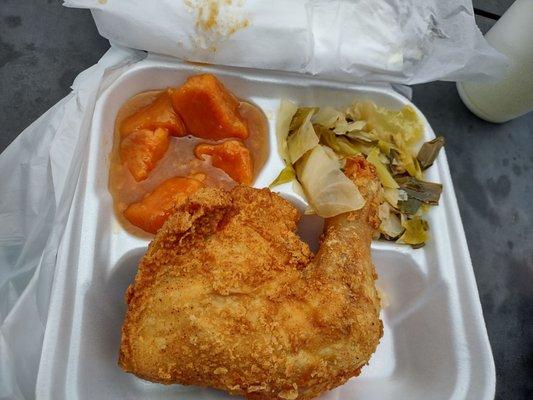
[457,0,533,123]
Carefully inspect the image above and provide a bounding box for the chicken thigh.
[119,156,383,399]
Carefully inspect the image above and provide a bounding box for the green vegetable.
[417,136,445,170]
[397,197,423,215]
[377,139,395,155]
[366,147,399,189]
[289,107,318,132]
[346,130,377,144]
[270,165,295,188]
[396,149,422,179]
[397,216,428,247]
[276,99,298,165]
[395,176,442,205]
[287,114,319,163]
[316,125,361,156]
[383,187,399,207]
[275,98,444,247]
[388,149,405,176]
[333,119,366,135]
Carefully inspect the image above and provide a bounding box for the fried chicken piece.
[119,156,383,399]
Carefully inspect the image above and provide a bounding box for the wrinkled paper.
[65,0,507,84]
[0,46,145,400]
[0,1,505,398]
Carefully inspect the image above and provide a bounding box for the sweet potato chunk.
[171,74,248,140]
[124,175,205,234]
[120,128,170,182]
[194,140,253,185]
[120,90,186,137]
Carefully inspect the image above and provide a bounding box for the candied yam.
[120,90,187,137]
[171,74,248,140]
[194,140,253,185]
[124,175,205,234]
[120,128,170,182]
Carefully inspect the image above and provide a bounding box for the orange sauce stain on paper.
[184,0,250,53]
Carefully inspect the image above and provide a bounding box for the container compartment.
[36,60,494,400]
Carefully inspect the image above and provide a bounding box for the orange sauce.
[109,89,269,235]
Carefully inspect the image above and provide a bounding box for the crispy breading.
[119,156,383,399]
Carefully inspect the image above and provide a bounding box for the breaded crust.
[119,156,383,399]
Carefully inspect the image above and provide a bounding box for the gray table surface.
[1,1,531,399]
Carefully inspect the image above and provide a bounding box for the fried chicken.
[119,156,383,399]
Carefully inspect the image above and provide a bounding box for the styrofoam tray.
[36,58,495,400]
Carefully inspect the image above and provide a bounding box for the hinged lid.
[65,0,507,85]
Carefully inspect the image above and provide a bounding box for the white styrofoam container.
[36,58,495,400]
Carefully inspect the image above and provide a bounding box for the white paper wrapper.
[0,46,145,399]
[65,0,507,84]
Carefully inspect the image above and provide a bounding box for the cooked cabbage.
[271,98,442,248]
[377,139,395,154]
[379,211,404,239]
[333,119,366,135]
[269,165,295,188]
[350,101,423,146]
[296,145,364,217]
[417,136,445,170]
[346,130,377,143]
[312,106,343,129]
[318,126,362,156]
[366,147,399,188]
[397,216,428,247]
[287,112,319,163]
[276,99,298,164]
[397,149,422,179]
[395,176,443,205]
[383,187,399,207]
[289,107,318,132]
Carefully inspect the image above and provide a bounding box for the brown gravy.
[109,89,269,235]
